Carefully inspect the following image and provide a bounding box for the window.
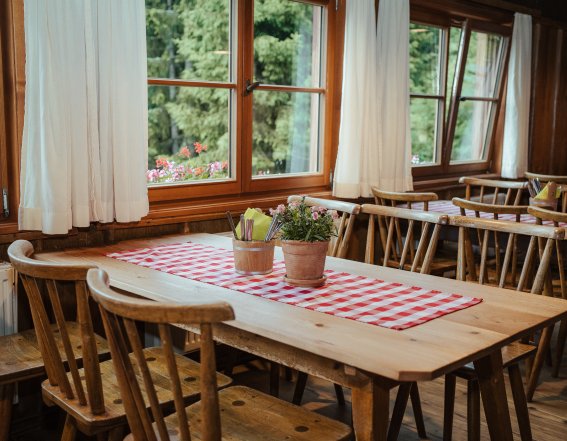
[145,0,334,201]
[409,23,446,165]
[450,30,505,163]
[0,0,22,230]
[409,12,510,178]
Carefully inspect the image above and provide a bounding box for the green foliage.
[272,198,337,242]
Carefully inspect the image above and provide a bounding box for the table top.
[37,233,567,382]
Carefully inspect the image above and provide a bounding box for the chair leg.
[334,383,346,406]
[292,372,309,405]
[387,383,412,441]
[0,383,14,441]
[410,383,427,439]
[467,380,481,441]
[443,374,456,441]
[527,326,553,401]
[553,318,567,378]
[60,415,77,441]
[284,366,293,382]
[269,362,280,397]
[508,364,532,441]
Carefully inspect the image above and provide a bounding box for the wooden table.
[38,233,567,441]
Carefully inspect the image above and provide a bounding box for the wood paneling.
[529,21,567,174]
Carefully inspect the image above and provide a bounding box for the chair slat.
[46,279,87,405]
[124,318,167,441]
[76,280,105,415]
[21,275,74,397]
[199,323,222,441]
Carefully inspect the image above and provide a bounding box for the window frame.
[147,0,338,204]
[409,7,512,181]
[0,0,24,232]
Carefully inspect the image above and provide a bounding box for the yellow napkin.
[235,208,273,241]
[535,182,561,200]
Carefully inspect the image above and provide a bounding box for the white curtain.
[334,0,412,198]
[20,0,149,234]
[501,13,532,179]
[333,0,379,198]
[375,0,413,192]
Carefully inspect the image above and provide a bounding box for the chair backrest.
[525,172,567,212]
[459,177,527,205]
[528,206,567,300]
[452,197,529,221]
[7,240,104,414]
[287,195,360,258]
[371,187,438,210]
[87,268,234,441]
[448,216,565,293]
[361,204,448,275]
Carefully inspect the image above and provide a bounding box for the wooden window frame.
[148,0,339,204]
[410,4,512,182]
[0,0,24,234]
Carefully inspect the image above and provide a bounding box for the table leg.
[473,350,513,441]
[351,376,392,441]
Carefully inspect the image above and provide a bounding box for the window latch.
[2,188,8,218]
[244,79,261,96]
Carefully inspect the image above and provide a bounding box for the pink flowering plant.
[270,197,338,242]
[146,141,229,184]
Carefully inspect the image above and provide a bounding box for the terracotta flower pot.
[281,240,329,286]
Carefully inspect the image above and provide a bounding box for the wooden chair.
[451,197,529,284]
[0,264,108,441]
[442,216,565,440]
[525,171,567,212]
[87,268,352,441]
[287,196,360,406]
[361,204,456,274]
[459,177,528,206]
[3,240,111,440]
[7,240,231,441]
[528,206,567,380]
[361,204,451,440]
[370,188,440,265]
[287,195,361,258]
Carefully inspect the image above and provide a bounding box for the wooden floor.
[10,331,567,441]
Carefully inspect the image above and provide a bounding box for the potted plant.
[271,198,337,286]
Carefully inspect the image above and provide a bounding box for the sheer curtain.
[20,0,149,234]
[334,0,412,198]
[501,13,532,179]
[333,0,379,198]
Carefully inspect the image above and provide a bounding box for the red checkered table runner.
[107,241,482,331]
[398,200,567,226]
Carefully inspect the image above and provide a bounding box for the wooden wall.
[529,21,567,174]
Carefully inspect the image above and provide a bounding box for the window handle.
[245,79,261,96]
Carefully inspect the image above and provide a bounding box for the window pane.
[254,0,323,88]
[409,23,442,95]
[252,91,321,176]
[147,85,231,184]
[410,98,441,165]
[451,100,495,162]
[146,0,231,82]
[461,31,504,98]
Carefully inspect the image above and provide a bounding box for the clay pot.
[281,240,329,286]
